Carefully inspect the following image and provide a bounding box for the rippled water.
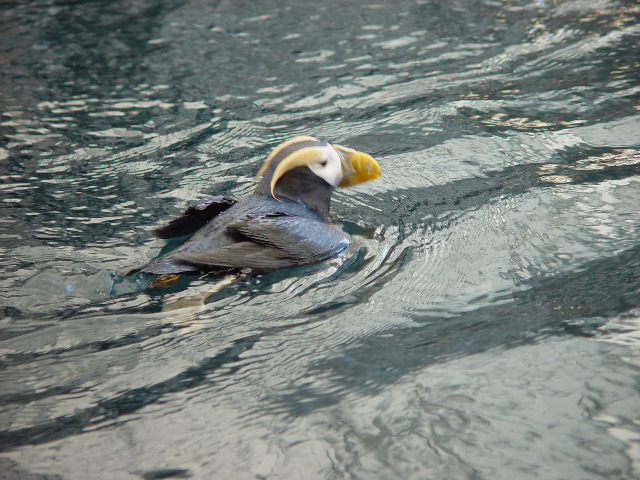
[1,0,640,478]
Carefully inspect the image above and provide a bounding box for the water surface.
[1,0,640,479]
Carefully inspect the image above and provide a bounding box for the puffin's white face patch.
[308,148,343,187]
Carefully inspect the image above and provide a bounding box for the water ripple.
[1,0,640,478]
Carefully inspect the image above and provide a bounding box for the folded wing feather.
[174,212,350,271]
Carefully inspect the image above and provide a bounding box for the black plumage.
[129,136,380,276]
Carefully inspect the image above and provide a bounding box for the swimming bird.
[131,136,380,276]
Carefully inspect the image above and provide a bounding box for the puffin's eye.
[320,160,328,168]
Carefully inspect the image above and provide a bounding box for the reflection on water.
[1,0,640,478]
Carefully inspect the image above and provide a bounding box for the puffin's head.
[253,136,381,210]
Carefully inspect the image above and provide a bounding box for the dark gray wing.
[173,213,350,271]
[174,242,297,271]
[153,195,237,239]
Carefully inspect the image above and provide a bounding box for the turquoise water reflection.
[1,1,639,478]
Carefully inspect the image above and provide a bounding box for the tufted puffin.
[130,136,380,276]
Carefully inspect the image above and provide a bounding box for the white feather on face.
[307,147,343,188]
[264,138,379,199]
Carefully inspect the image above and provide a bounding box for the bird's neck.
[255,166,333,219]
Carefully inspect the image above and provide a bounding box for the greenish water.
[1,1,639,479]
